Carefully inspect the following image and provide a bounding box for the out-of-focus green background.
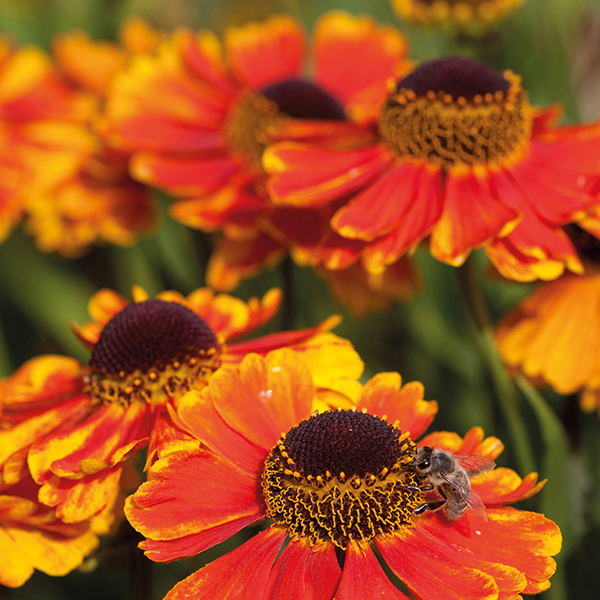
[1,0,600,599]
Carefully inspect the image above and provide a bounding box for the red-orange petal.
[332,160,442,243]
[416,507,561,595]
[430,165,521,267]
[262,537,340,600]
[209,350,314,452]
[225,316,340,358]
[356,372,437,439]
[336,540,409,599]
[377,529,499,600]
[164,526,287,600]
[264,142,390,206]
[314,11,408,123]
[126,448,261,541]
[225,16,305,90]
[140,514,262,563]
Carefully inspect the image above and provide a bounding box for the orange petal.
[164,526,287,599]
[132,152,239,195]
[377,529,500,600]
[474,469,545,505]
[29,401,152,480]
[263,537,340,600]
[52,30,124,94]
[186,287,281,342]
[206,233,286,292]
[39,467,123,523]
[225,16,305,90]
[336,540,409,599]
[177,30,238,97]
[209,350,314,452]
[170,390,267,476]
[496,274,600,393]
[430,165,521,267]
[357,372,438,439]
[0,522,97,587]
[169,173,268,230]
[264,142,390,206]
[0,395,88,466]
[127,448,261,542]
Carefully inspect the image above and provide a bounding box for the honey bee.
[412,446,495,521]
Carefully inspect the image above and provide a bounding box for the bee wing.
[440,473,489,521]
[453,454,496,478]
[465,490,488,521]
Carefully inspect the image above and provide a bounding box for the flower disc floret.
[88,299,222,406]
[379,56,531,167]
[390,0,524,30]
[262,409,422,549]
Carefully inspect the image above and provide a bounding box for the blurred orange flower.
[0,477,98,588]
[265,56,600,282]
[0,286,363,524]
[0,38,93,243]
[496,226,600,414]
[390,0,524,32]
[126,349,559,599]
[20,18,159,257]
[102,12,421,312]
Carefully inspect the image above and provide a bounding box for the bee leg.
[406,484,435,493]
[414,500,446,515]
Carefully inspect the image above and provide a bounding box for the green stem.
[456,257,535,475]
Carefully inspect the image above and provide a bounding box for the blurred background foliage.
[0,0,600,599]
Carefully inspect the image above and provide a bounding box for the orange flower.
[102,12,416,302]
[265,56,600,282]
[0,286,363,525]
[0,37,94,243]
[126,349,560,599]
[0,477,98,588]
[390,0,524,32]
[20,19,159,257]
[496,226,600,413]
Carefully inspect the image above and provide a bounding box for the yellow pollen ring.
[379,70,532,168]
[390,0,524,29]
[86,346,222,407]
[262,428,423,549]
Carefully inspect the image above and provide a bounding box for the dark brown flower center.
[88,300,221,405]
[262,409,422,549]
[399,56,509,99]
[224,79,345,166]
[261,79,346,121]
[379,56,532,167]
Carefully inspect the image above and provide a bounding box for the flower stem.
[456,257,536,475]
